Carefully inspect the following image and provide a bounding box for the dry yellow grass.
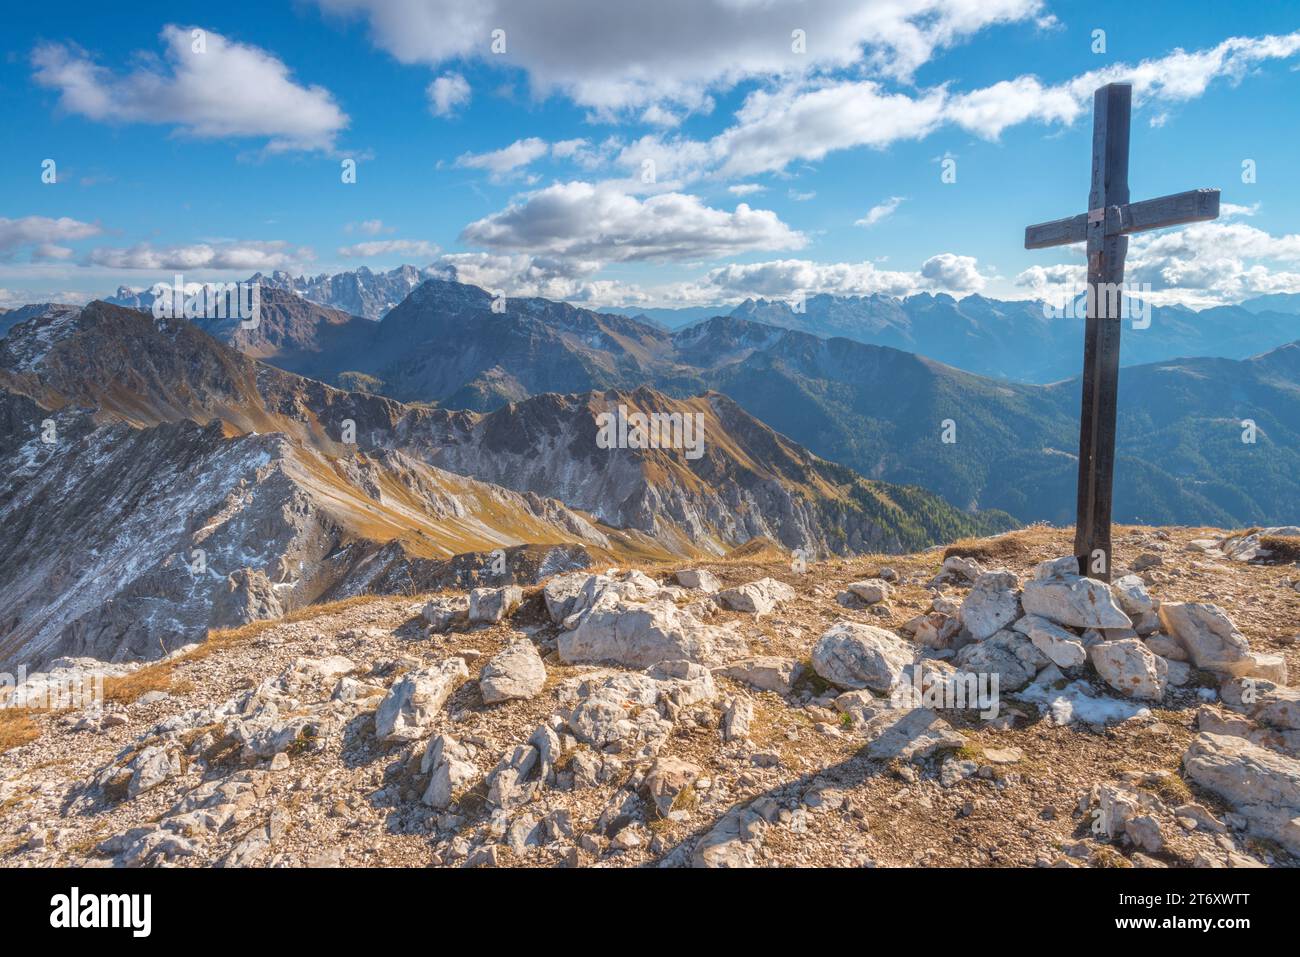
[943,533,1031,563]
[722,536,789,563]
[101,666,183,707]
[192,593,395,661]
[1261,535,1300,564]
[0,709,42,755]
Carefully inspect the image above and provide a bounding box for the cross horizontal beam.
[1024,187,1220,249]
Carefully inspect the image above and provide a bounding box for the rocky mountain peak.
[2,524,1295,870]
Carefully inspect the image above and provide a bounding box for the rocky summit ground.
[1,524,1297,869]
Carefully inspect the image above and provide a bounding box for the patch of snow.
[1017,670,1151,726]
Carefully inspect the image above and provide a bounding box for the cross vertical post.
[1075,83,1130,582]
[1024,82,1219,583]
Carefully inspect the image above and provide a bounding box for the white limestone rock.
[1112,574,1158,618]
[1245,653,1289,684]
[126,745,184,799]
[557,586,744,669]
[1089,638,1168,700]
[420,735,479,809]
[675,569,721,593]
[906,612,965,651]
[374,659,468,742]
[1157,602,1254,675]
[942,555,985,583]
[561,665,714,756]
[1183,732,1300,855]
[543,573,591,624]
[422,596,468,633]
[275,655,357,696]
[716,656,803,695]
[479,639,547,705]
[1021,575,1131,629]
[722,696,753,741]
[647,659,719,707]
[716,577,796,615]
[1144,634,1188,662]
[1220,678,1300,731]
[931,595,961,616]
[468,586,523,624]
[1165,659,1192,686]
[811,621,914,692]
[847,579,891,604]
[959,571,1022,641]
[954,628,1046,692]
[863,708,966,761]
[692,806,765,868]
[643,756,702,817]
[1034,557,1081,580]
[1014,615,1088,669]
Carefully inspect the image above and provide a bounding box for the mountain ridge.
[88,277,1299,529]
[0,301,1006,668]
[727,290,1300,383]
[93,266,1300,384]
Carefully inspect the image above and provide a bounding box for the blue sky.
[2,0,1299,310]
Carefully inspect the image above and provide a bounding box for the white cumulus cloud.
[311,0,1046,115]
[663,253,987,305]
[919,253,985,292]
[427,71,471,117]
[32,26,348,152]
[856,196,907,227]
[86,240,313,271]
[434,251,649,305]
[460,181,805,263]
[1017,220,1300,308]
[622,30,1300,182]
[0,216,103,260]
[455,137,551,179]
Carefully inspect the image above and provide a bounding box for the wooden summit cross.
[1025,82,1219,582]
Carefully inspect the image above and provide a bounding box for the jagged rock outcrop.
[415,386,1013,559]
[1183,733,1300,854]
[374,659,469,742]
[0,305,632,668]
[0,385,612,671]
[555,572,746,668]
